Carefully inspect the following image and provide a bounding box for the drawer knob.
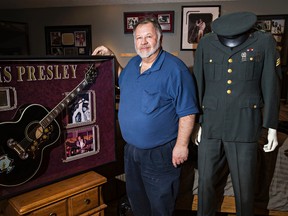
[49,213,57,216]
[84,198,91,205]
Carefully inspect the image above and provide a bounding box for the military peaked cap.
[212,12,257,37]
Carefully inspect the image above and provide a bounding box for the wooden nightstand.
[5,171,107,216]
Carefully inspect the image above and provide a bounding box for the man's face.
[134,22,161,59]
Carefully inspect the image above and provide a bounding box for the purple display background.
[0,57,115,198]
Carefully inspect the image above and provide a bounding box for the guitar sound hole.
[25,121,44,142]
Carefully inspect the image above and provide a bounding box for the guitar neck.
[38,64,97,129]
[40,79,89,129]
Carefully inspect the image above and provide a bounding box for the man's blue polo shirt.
[118,49,198,149]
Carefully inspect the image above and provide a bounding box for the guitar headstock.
[85,64,98,83]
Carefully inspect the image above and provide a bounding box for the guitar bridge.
[7,139,28,160]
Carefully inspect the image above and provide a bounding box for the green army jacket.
[193,31,281,142]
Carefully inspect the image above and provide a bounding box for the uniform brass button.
[250,57,254,61]
[228,69,232,73]
[227,89,232,94]
[202,105,205,109]
[228,58,233,63]
[227,80,232,84]
[209,59,213,63]
[253,105,257,108]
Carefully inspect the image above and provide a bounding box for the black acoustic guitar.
[0,64,97,187]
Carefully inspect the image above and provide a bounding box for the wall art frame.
[0,20,30,55]
[181,5,221,50]
[45,25,92,56]
[124,11,174,33]
[256,14,288,66]
[0,56,116,198]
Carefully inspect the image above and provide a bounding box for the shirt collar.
[141,49,165,73]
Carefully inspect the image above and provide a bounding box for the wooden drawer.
[5,172,107,216]
[78,208,106,216]
[68,187,99,215]
[28,200,66,216]
[90,210,104,216]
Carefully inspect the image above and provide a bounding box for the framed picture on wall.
[45,25,92,56]
[63,125,100,162]
[124,11,174,33]
[181,5,221,50]
[0,20,30,55]
[256,14,288,66]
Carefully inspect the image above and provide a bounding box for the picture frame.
[0,20,30,55]
[181,5,221,50]
[0,87,17,111]
[63,125,100,162]
[64,90,96,129]
[0,56,116,198]
[256,14,288,66]
[45,25,92,56]
[124,11,174,33]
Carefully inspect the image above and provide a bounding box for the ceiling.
[0,0,232,9]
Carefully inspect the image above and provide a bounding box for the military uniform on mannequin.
[193,12,281,216]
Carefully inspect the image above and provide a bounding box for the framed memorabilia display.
[45,25,92,56]
[124,11,174,33]
[256,15,288,66]
[181,5,221,50]
[0,56,116,198]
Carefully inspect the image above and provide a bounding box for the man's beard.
[135,39,161,58]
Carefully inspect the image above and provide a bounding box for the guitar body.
[0,104,61,187]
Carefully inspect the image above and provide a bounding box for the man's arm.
[172,114,196,167]
[92,45,123,77]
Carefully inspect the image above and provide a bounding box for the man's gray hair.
[133,16,163,39]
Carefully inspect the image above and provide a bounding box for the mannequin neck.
[218,32,250,48]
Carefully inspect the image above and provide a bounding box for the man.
[93,17,199,216]
[193,12,281,216]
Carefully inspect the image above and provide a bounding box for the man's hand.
[92,45,114,56]
[172,144,189,168]
[92,45,122,77]
[172,114,195,167]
